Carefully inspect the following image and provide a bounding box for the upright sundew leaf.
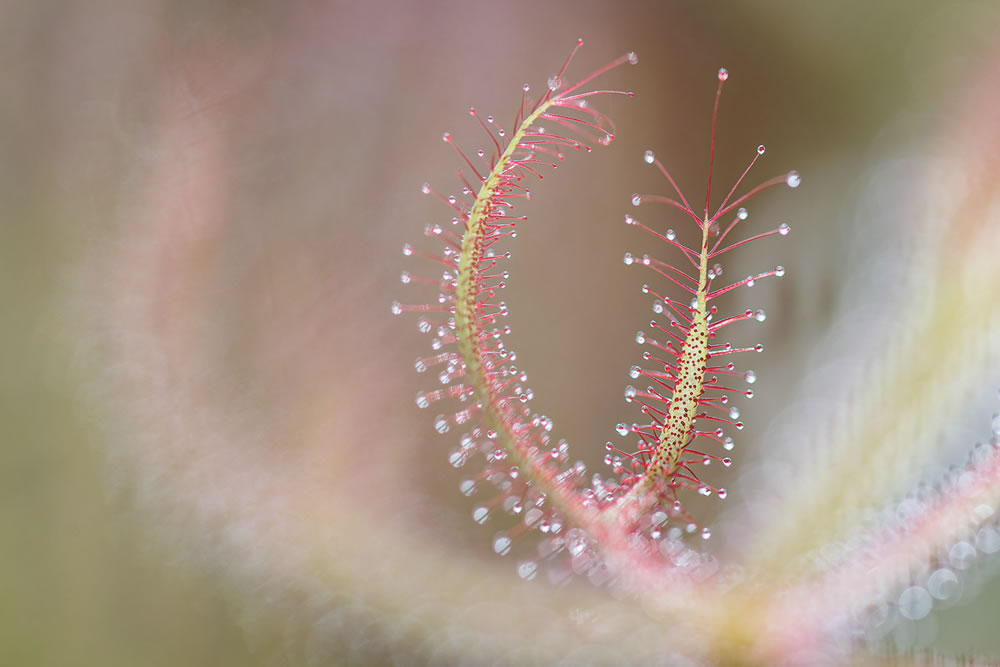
[395,41,638,577]
[607,68,800,535]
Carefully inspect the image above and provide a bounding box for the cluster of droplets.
[612,67,800,542]
[396,42,641,581]
[824,406,1000,650]
[453,418,598,583]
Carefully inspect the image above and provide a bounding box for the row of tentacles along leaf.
[393,41,800,586]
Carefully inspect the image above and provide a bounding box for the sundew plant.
[394,41,1000,665]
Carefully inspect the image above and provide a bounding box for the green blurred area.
[0,276,258,663]
[2,1,1000,664]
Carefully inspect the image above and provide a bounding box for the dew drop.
[717,488,728,499]
[665,229,676,241]
[722,458,733,468]
[717,68,728,82]
[547,76,562,91]
[390,301,403,315]
[786,171,801,188]
[629,365,642,379]
[420,183,431,194]
[566,528,588,556]
[631,194,642,206]
[949,540,976,570]
[977,526,1000,553]
[449,450,466,467]
[616,423,629,436]
[635,331,646,345]
[729,407,740,419]
[927,568,960,601]
[402,243,413,256]
[473,506,490,524]
[624,385,637,400]
[754,309,767,322]
[460,479,476,496]
[415,392,430,409]
[623,252,635,266]
[434,415,449,433]
[744,370,757,384]
[517,560,538,580]
[737,207,748,220]
[523,83,530,92]
[493,534,512,556]
[414,359,427,373]
[698,486,712,497]
[723,437,735,451]
[643,149,655,164]
[442,132,451,142]
[898,586,932,621]
[778,223,790,235]
[624,214,637,226]
[775,265,785,277]
[757,144,765,155]
[626,51,639,65]
[524,507,544,527]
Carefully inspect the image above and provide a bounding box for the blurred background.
[2,0,1000,664]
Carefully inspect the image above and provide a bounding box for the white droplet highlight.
[493,534,512,556]
[927,568,960,601]
[897,586,932,620]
